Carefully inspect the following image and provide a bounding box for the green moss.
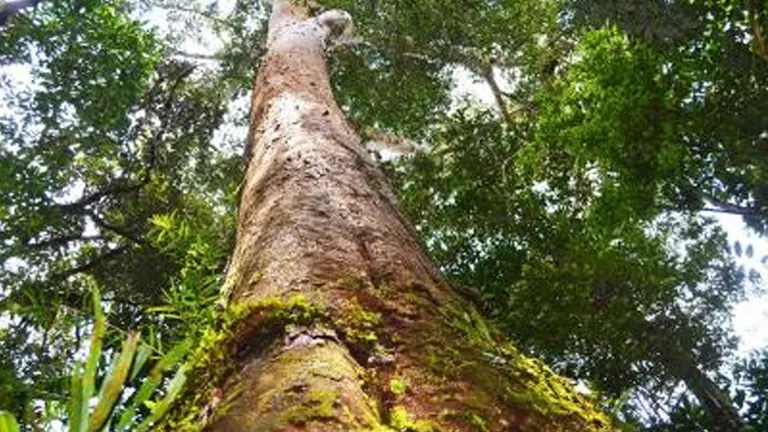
[159,293,407,431]
[280,389,340,425]
[159,295,329,431]
[389,377,408,395]
[389,406,437,432]
[440,303,612,430]
[335,273,370,291]
[161,281,612,431]
[438,410,489,432]
[334,298,382,348]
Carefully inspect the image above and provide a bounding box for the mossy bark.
[163,2,618,431]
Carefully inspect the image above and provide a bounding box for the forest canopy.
[0,0,766,430]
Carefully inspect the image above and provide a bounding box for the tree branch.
[703,194,764,217]
[363,128,419,155]
[89,212,145,245]
[749,10,768,63]
[25,234,103,250]
[53,181,146,215]
[51,245,129,282]
[0,0,46,27]
[483,66,513,125]
[170,49,221,61]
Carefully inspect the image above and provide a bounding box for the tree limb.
[749,10,768,63]
[25,234,103,250]
[483,66,513,125]
[170,49,221,61]
[89,212,145,245]
[0,0,46,27]
[51,245,129,282]
[703,194,764,217]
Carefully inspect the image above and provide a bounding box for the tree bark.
[161,2,614,431]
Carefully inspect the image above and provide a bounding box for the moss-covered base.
[157,283,614,432]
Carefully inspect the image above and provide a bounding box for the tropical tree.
[1,0,766,430]
[154,1,614,430]
[0,0,616,430]
[0,0,236,422]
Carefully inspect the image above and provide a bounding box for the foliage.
[0,0,766,430]
[385,0,765,426]
[324,0,558,138]
[0,0,238,422]
[734,350,768,430]
[147,205,235,343]
[41,284,190,431]
[643,349,768,431]
[391,102,746,424]
[562,0,768,234]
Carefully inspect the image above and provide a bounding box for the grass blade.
[0,411,20,432]
[135,364,188,432]
[115,339,190,431]
[88,332,140,432]
[82,286,106,428]
[130,343,153,381]
[68,365,85,432]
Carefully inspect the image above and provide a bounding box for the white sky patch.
[210,91,250,154]
[712,212,768,354]
[450,65,497,108]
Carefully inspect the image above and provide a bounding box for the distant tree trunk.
[664,350,743,431]
[645,323,743,431]
[162,2,613,430]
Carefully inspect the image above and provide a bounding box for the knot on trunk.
[316,9,353,42]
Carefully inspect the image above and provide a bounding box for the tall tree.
[158,2,612,430]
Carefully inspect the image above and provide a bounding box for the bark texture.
[162,2,615,431]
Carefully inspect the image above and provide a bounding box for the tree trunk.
[644,322,743,431]
[662,348,743,431]
[161,2,613,431]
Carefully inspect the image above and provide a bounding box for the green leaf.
[88,332,140,432]
[81,286,106,428]
[130,343,153,382]
[135,364,189,432]
[0,412,20,432]
[116,339,190,431]
[69,365,85,432]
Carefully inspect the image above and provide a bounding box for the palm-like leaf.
[0,412,20,432]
